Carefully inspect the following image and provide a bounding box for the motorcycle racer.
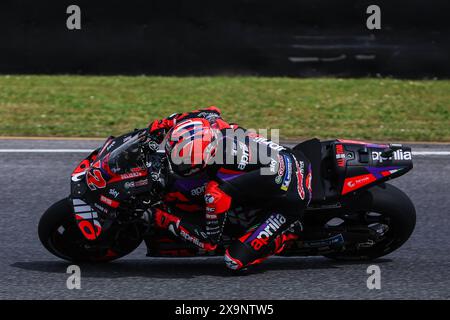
[39,109,416,267]
[148,108,312,271]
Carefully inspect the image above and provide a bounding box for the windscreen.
[106,132,147,174]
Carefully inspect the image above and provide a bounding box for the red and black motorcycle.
[38,129,416,263]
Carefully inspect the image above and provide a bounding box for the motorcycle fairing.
[70,130,153,240]
[333,141,413,195]
[72,198,102,240]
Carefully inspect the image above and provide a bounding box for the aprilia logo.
[179,229,205,249]
[238,145,250,170]
[250,214,286,250]
[191,185,206,196]
[251,137,286,152]
[372,150,412,163]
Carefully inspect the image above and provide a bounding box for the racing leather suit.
[148,107,312,270]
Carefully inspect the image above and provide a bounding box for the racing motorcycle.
[38,128,416,263]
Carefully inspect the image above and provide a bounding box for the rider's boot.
[224,214,301,272]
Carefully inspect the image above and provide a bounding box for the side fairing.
[333,141,413,195]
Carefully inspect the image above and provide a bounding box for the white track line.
[0,149,449,156]
[412,151,450,156]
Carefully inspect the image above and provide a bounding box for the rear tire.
[325,184,416,261]
[38,198,143,262]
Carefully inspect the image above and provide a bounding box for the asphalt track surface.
[0,139,449,300]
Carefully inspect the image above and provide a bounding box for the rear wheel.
[38,198,143,262]
[325,184,416,261]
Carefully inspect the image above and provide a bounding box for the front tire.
[38,198,143,262]
[325,184,416,261]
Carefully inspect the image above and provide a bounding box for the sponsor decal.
[206,213,217,220]
[250,136,286,152]
[108,188,119,198]
[72,199,102,240]
[120,171,146,180]
[277,154,285,176]
[191,185,206,196]
[302,234,344,248]
[77,220,101,241]
[249,214,287,250]
[275,155,285,184]
[335,144,345,167]
[124,181,135,189]
[371,149,412,163]
[134,179,149,187]
[275,175,283,184]
[205,194,215,204]
[179,228,206,249]
[93,202,109,214]
[280,156,292,191]
[108,168,147,183]
[100,195,120,208]
[342,174,377,194]
[294,157,305,200]
[305,167,312,204]
[269,158,277,173]
[236,141,250,170]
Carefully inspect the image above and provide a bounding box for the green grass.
[0,75,449,141]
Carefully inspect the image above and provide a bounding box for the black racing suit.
[150,108,312,270]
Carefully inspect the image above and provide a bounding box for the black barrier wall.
[0,0,449,77]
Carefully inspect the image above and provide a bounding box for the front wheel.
[325,183,416,261]
[38,198,143,262]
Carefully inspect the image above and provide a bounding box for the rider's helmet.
[165,118,218,176]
